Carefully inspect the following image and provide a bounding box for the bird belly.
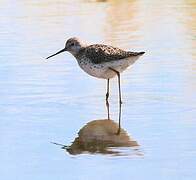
[101,56,139,77]
[108,56,139,72]
[78,62,113,79]
[77,56,139,79]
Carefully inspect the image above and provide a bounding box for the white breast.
[78,59,108,79]
[77,56,140,79]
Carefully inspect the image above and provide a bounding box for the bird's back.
[81,44,145,64]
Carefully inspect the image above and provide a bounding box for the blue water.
[1,0,196,179]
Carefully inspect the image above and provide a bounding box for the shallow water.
[1,0,196,179]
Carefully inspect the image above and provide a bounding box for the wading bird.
[46,37,145,131]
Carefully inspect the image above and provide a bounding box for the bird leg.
[117,103,122,135]
[106,79,110,101]
[106,79,110,120]
[109,67,122,135]
[117,71,122,135]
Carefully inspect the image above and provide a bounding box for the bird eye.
[70,42,74,46]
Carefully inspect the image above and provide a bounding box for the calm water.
[1,0,196,179]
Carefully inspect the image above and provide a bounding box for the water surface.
[0,0,196,179]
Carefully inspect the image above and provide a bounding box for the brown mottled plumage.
[82,44,145,64]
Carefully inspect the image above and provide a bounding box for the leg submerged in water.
[106,79,110,120]
[108,67,122,134]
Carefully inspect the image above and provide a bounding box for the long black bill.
[46,48,66,59]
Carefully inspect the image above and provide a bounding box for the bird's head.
[46,37,85,59]
[65,37,84,54]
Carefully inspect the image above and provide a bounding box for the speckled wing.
[84,44,145,64]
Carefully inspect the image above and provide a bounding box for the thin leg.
[106,98,110,120]
[106,79,110,102]
[116,71,122,134]
[109,68,122,134]
[117,101,122,135]
[106,79,110,120]
[117,71,122,105]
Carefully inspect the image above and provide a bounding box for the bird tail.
[128,51,145,56]
[137,51,145,56]
[126,51,145,66]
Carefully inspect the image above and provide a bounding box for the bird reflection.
[65,119,139,155]
[50,91,140,156]
[51,97,140,156]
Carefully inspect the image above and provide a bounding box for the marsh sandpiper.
[46,37,145,129]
